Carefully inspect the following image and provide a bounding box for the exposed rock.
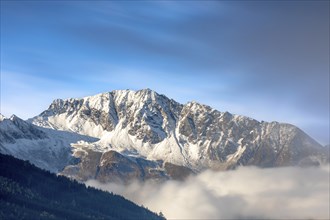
[164,162,195,180]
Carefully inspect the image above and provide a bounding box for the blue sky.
[1,1,329,145]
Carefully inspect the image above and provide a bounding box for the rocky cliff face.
[1,89,328,183]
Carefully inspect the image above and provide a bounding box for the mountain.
[0,153,165,220]
[0,114,98,172]
[1,89,328,183]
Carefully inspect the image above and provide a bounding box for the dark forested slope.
[0,153,165,220]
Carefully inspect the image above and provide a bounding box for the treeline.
[0,153,165,220]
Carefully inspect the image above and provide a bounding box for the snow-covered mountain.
[1,89,328,183]
[0,114,98,172]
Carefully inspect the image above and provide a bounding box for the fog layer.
[86,166,329,219]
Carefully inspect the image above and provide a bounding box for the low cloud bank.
[86,166,329,219]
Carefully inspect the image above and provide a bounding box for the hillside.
[0,153,165,220]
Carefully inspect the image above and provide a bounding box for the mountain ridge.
[1,89,328,183]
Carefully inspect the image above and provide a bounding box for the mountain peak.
[10,114,19,120]
[139,88,154,93]
[0,113,6,122]
[137,88,156,97]
[186,101,212,111]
